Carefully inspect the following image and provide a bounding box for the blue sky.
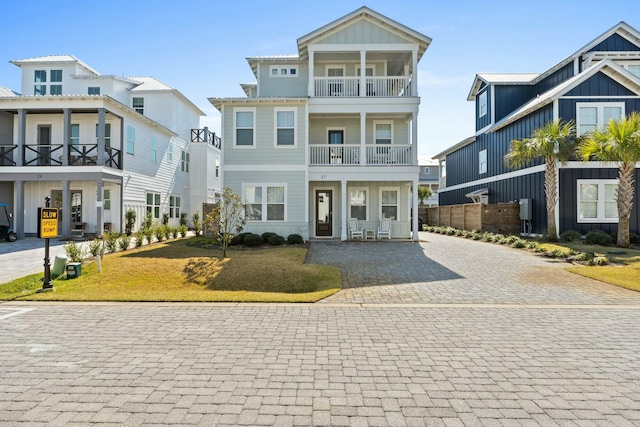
[1,0,637,157]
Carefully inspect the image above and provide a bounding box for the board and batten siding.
[565,73,637,97]
[258,63,309,98]
[476,87,491,131]
[534,62,574,95]
[589,33,640,53]
[316,19,410,45]
[223,104,306,166]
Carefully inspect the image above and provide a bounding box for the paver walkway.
[1,232,639,426]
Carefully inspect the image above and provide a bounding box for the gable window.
[479,149,487,174]
[126,126,135,155]
[103,189,111,210]
[380,188,398,220]
[577,179,618,223]
[169,196,180,218]
[423,167,430,174]
[269,65,298,77]
[50,85,62,95]
[235,109,255,147]
[146,192,161,219]
[95,123,111,147]
[479,91,488,118]
[275,109,295,146]
[577,102,624,135]
[349,188,368,221]
[88,87,100,95]
[132,97,144,114]
[70,124,80,145]
[50,70,62,82]
[244,184,286,221]
[375,122,393,145]
[34,85,46,96]
[34,70,46,83]
[181,150,189,172]
[151,137,157,163]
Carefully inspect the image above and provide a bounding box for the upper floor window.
[132,97,144,114]
[34,85,46,96]
[423,167,430,174]
[215,159,220,178]
[50,85,62,95]
[70,124,80,145]
[34,70,46,83]
[88,87,100,95]
[150,137,157,163]
[126,126,135,155]
[479,149,487,174]
[270,65,298,77]
[234,109,255,147]
[479,91,488,118]
[577,179,618,223]
[375,122,393,145]
[275,109,295,146]
[96,123,111,147]
[181,150,190,173]
[50,70,62,82]
[577,102,624,136]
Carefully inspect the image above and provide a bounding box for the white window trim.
[169,195,181,219]
[576,101,625,136]
[243,183,287,222]
[274,107,297,148]
[146,192,161,219]
[379,186,400,221]
[373,121,394,145]
[356,64,376,76]
[126,125,135,155]
[233,107,256,149]
[269,65,299,77]
[325,65,346,76]
[479,149,487,174]
[326,127,346,143]
[348,187,369,221]
[577,179,619,223]
[479,91,488,118]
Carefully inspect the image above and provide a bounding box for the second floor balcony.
[313,76,414,98]
[309,144,413,166]
[0,143,122,169]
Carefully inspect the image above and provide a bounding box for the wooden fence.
[423,203,521,235]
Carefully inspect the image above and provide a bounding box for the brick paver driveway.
[1,232,639,426]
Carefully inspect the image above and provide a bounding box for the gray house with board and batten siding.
[210,7,431,240]
[435,21,640,237]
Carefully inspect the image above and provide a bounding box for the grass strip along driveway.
[0,239,341,302]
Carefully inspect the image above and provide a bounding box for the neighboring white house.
[418,155,439,207]
[210,7,431,240]
[0,55,221,238]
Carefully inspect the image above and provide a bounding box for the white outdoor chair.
[377,218,391,239]
[348,218,363,239]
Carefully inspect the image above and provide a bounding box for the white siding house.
[0,55,221,238]
[210,7,431,240]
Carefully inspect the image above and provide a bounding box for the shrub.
[119,234,132,251]
[88,238,104,257]
[472,233,482,240]
[142,212,153,231]
[229,234,244,246]
[162,213,169,226]
[588,256,610,266]
[192,212,202,237]
[550,249,570,258]
[64,241,86,263]
[573,252,594,262]
[481,233,494,242]
[134,230,145,247]
[261,232,277,243]
[630,233,640,245]
[498,237,510,245]
[526,241,540,250]
[462,231,473,239]
[455,229,464,236]
[125,209,136,235]
[268,235,285,246]
[287,234,304,244]
[584,229,613,246]
[445,227,456,236]
[104,231,120,253]
[143,227,154,245]
[170,227,179,239]
[180,213,188,227]
[155,226,166,242]
[560,230,582,243]
[533,246,547,253]
[180,225,188,238]
[511,239,527,249]
[243,233,263,247]
[164,225,171,240]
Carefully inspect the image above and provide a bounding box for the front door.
[316,190,332,237]
[37,125,51,166]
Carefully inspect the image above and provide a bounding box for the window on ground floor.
[146,192,161,219]
[349,188,368,221]
[169,196,180,218]
[577,179,618,223]
[244,184,286,221]
[380,188,398,220]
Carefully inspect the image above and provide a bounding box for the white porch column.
[412,49,418,96]
[97,108,106,166]
[15,180,24,239]
[412,112,418,166]
[16,109,25,166]
[62,108,70,166]
[359,50,366,97]
[308,50,315,97]
[360,112,366,165]
[412,179,419,241]
[62,181,70,237]
[96,180,104,236]
[341,180,347,241]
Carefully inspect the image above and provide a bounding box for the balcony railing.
[0,143,121,169]
[309,144,413,166]
[191,128,221,149]
[313,76,414,97]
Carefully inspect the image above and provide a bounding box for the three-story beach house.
[0,55,221,238]
[210,7,431,240]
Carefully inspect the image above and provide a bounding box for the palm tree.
[417,186,433,205]
[578,112,640,248]
[504,119,578,242]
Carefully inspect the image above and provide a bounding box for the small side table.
[365,229,376,240]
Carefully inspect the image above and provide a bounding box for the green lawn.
[0,239,342,302]
[540,242,640,292]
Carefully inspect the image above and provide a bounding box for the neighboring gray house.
[210,7,432,240]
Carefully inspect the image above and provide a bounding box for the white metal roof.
[10,55,100,75]
[129,76,174,91]
[477,73,540,83]
[0,86,19,97]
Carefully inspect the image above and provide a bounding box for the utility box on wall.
[519,198,532,221]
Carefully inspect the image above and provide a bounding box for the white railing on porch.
[313,76,413,97]
[309,144,413,165]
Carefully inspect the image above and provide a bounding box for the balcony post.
[62,108,70,166]
[97,108,106,166]
[61,181,70,237]
[15,180,24,239]
[308,50,315,97]
[341,180,347,241]
[360,50,366,97]
[412,179,419,241]
[360,112,366,165]
[96,180,104,236]
[16,109,25,166]
[412,49,418,96]
[412,112,418,166]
